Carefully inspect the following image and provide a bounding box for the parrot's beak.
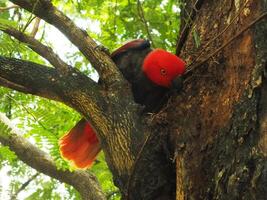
[171,76,183,92]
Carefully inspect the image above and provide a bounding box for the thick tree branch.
[0,77,33,94]
[0,56,101,110]
[0,113,106,200]
[9,0,123,87]
[0,2,174,199]
[4,4,149,194]
[0,26,71,74]
[0,56,64,102]
[0,56,113,139]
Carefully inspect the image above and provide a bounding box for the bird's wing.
[111,39,150,59]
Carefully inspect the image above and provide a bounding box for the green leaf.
[0,18,17,28]
[193,28,201,48]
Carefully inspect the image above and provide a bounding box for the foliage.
[0,0,181,199]
[51,0,181,51]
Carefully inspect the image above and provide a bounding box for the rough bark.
[0,54,175,198]
[1,0,266,199]
[171,0,267,199]
[0,0,176,199]
[0,57,175,199]
[9,0,122,87]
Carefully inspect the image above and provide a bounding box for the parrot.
[59,39,186,169]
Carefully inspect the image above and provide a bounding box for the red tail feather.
[59,119,101,169]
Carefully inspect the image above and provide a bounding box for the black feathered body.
[111,40,169,112]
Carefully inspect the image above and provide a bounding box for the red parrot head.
[142,49,186,88]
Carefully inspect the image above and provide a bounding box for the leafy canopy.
[0,0,181,199]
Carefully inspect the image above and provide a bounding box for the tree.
[174,0,267,199]
[0,0,266,200]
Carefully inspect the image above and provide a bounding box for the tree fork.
[0,55,177,199]
[0,0,179,198]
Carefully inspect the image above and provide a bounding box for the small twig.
[192,0,202,12]
[0,113,106,200]
[125,102,172,199]
[30,17,41,37]
[185,12,267,76]
[113,0,118,34]
[176,0,205,55]
[137,0,155,48]
[187,1,250,69]
[21,16,36,33]
[147,96,175,123]
[125,132,153,200]
[10,172,40,200]
[21,1,40,33]
[10,0,122,86]
[5,94,55,135]
[1,26,71,74]
[0,5,19,12]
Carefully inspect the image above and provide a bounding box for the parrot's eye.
[160,68,167,76]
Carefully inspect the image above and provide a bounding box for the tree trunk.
[172,0,267,199]
[1,0,267,199]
